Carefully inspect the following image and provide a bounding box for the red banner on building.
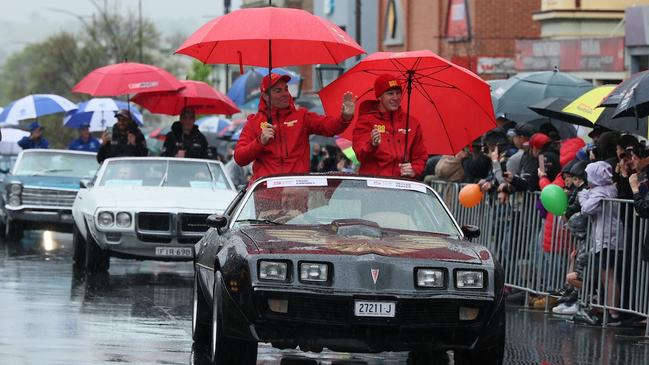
[446,0,470,40]
[515,38,625,71]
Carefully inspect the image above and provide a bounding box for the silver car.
[72,157,238,273]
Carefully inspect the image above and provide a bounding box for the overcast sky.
[0,0,242,64]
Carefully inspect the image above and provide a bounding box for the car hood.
[91,186,237,211]
[240,226,485,264]
[9,175,81,190]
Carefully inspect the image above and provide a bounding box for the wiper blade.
[31,168,72,176]
[236,219,283,225]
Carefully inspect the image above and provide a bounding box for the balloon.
[459,184,483,208]
[540,184,568,215]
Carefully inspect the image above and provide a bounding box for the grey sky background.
[0,0,242,65]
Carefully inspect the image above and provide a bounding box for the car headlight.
[300,262,328,282]
[259,261,288,281]
[416,268,445,288]
[115,212,131,228]
[455,270,485,289]
[97,211,114,227]
[8,195,21,207]
[9,183,22,195]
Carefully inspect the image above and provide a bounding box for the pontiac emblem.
[371,268,380,285]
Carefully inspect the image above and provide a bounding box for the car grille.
[137,213,171,232]
[135,212,209,244]
[21,188,77,207]
[179,214,209,233]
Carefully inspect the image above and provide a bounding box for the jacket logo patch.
[371,268,380,284]
[260,121,271,129]
[374,124,386,133]
[284,119,298,127]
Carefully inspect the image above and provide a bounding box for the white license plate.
[155,247,193,257]
[354,300,396,317]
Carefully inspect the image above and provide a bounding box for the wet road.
[1,231,648,365]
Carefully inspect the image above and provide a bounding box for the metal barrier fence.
[429,180,649,335]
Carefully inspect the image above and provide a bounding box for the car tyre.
[193,269,211,343]
[5,220,23,242]
[72,223,86,270]
[210,271,257,365]
[453,303,505,365]
[85,233,110,273]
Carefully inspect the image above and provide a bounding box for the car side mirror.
[0,168,8,174]
[461,225,480,241]
[79,179,92,189]
[207,214,228,234]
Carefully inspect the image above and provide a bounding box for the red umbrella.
[318,50,496,155]
[175,7,365,67]
[72,62,185,96]
[132,80,240,116]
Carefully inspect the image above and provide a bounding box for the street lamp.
[315,65,345,90]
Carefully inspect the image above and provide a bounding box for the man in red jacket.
[353,74,428,178]
[234,73,355,182]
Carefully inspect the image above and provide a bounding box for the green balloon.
[540,184,568,215]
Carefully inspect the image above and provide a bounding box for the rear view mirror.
[461,225,480,240]
[206,214,228,234]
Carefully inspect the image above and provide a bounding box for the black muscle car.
[193,174,505,365]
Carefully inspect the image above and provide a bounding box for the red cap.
[529,133,551,149]
[374,74,402,98]
[260,73,291,93]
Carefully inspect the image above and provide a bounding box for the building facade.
[376,0,542,80]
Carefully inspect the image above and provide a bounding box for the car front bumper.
[222,288,503,353]
[5,207,74,232]
[89,230,197,261]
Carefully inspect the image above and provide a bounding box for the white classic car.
[72,157,238,273]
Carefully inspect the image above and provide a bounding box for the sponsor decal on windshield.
[366,179,426,193]
[267,177,328,188]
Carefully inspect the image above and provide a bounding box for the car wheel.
[454,303,505,365]
[193,269,211,343]
[72,224,86,270]
[407,350,449,365]
[210,271,257,365]
[5,220,23,242]
[85,233,110,274]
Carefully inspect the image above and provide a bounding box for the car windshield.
[13,151,98,177]
[97,159,232,189]
[234,177,461,236]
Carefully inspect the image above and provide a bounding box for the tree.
[187,61,212,83]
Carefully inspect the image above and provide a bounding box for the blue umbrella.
[227,67,300,106]
[0,94,77,126]
[63,98,143,132]
[196,116,231,134]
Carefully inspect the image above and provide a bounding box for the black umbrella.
[528,97,594,128]
[595,107,648,138]
[492,69,594,122]
[515,115,577,140]
[600,70,649,118]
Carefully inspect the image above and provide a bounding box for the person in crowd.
[310,143,322,172]
[234,73,355,182]
[68,122,100,152]
[574,160,621,326]
[18,121,49,150]
[317,145,341,172]
[505,123,535,177]
[97,109,147,164]
[161,107,208,159]
[353,74,428,179]
[630,146,649,263]
[503,132,560,194]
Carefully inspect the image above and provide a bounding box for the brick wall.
[377,0,541,78]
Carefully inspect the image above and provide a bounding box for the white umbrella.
[0,94,77,125]
[63,98,143,132]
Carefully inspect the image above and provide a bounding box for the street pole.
[224,0,231,91]
[355,0,361,61]
[138,0,143,62]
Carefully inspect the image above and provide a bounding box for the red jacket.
[352,100,428,178]
[234,98,349,182]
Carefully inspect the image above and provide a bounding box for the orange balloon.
[458,184,483,208]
